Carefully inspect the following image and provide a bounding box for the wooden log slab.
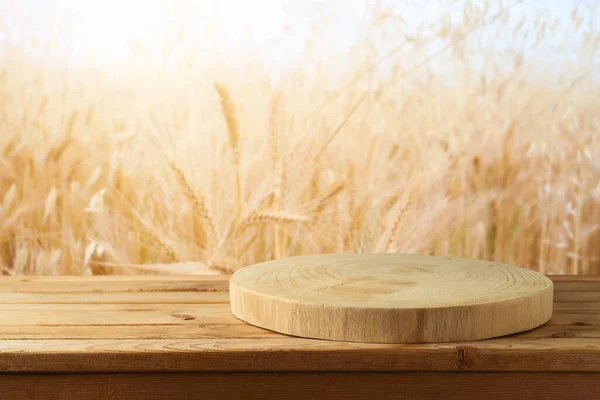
[230,253,554,343]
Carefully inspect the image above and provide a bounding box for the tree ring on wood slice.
[229,253,554,343]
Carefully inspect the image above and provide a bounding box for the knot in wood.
[455,346,478,370]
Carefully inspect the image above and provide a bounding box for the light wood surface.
[0,273,598,399]
[230,253,554,343]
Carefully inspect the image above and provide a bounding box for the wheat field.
[0,1,599,276]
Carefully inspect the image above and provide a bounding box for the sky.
[0,0,597,77]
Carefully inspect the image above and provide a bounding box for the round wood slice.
[229,253,554,343]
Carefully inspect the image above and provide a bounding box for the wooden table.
[0,275,598,400]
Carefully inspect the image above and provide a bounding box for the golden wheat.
[165,156,219,244]
[0,1,599,276]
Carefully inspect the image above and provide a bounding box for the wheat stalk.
[269,91,284,258]
[344,198,368,250]
[214,83,240,163]
[139,220,179,263]
[383,189,416,252]
[165,156,219,245]
[312,181,346,214]
[236,210,310,233]
[214,82,243,258]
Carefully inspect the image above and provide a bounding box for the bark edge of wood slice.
[229,253,554,343]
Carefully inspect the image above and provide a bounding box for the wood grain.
[553,301,600,310]
[0,303,595,340]
[1,324,596,340]
[554,291,600,301]
[0,291,229,303]
[548,275,600,282]
[2,372,599,400]
[1,303,590,327]
[1,337,599,373]
[0,279,229,293]
[231,253,554,343]
[0,324,278,339]
[0,273,598,379]
[0,304,240,325]
[0,275,227,282]
[552,281,600,291]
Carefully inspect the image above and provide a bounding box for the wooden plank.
[554,291,600,302]
[0,324,277,339]
[553,281,600,291]
[0,279,229,293]
[548,310,600,325]
[553,301,600,310]
[0,304,239,325]
[1,287,597,303]
[549,275,600,282]
[2,322,597,340]
[0,291,230,304]
[0,303,597,339]
[0,275,597,376]
[0,319,598,341]
[0,301,595,312]
[2,304,593,327]
[0,275,229,282]
[0,338,598,373]
[1,372,599,400]
[508,325,600,339]
[0,303,223,311]
[0,279,592,294]
[0,304,274,340]
[0,275,589,294]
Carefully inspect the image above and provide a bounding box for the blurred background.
[0,0,598,276]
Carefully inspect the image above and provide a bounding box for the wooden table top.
[0,274,598,374]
